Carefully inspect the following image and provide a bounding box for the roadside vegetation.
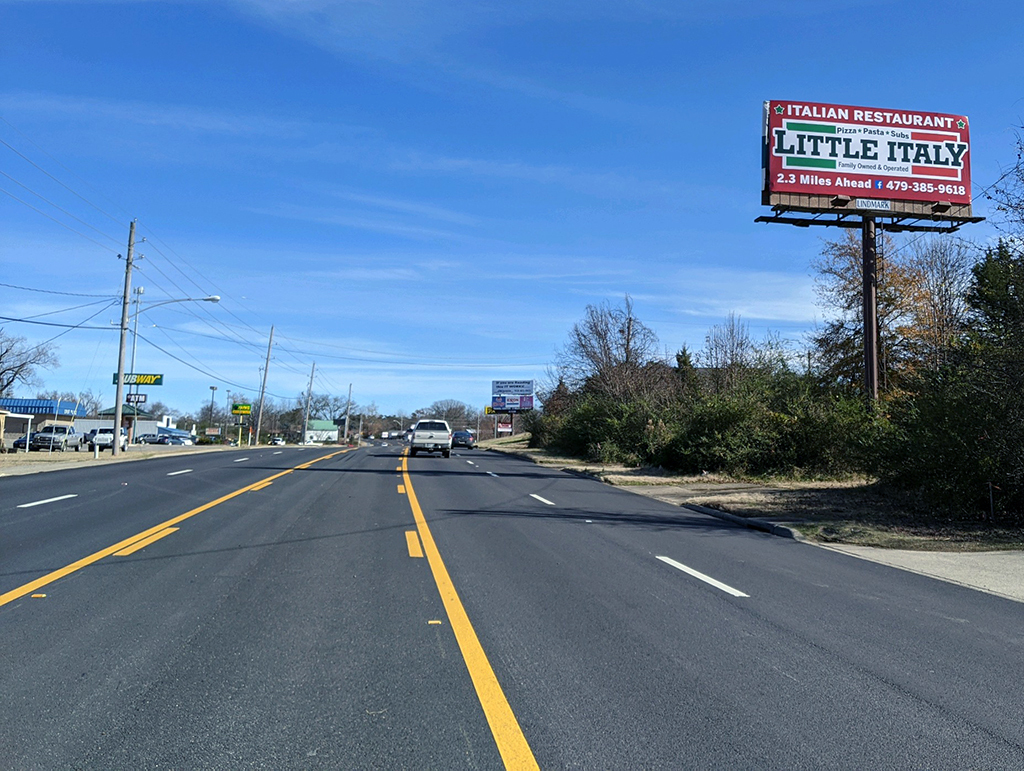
[523,131,1024,539]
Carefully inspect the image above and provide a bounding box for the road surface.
[2,445,1022,768]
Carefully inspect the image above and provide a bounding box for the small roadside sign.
[126,393,147,404]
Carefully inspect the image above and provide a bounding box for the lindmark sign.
[113,373,164,386]
[764,100,972,206]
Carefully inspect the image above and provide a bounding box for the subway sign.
[113,373,164,386]
[764,100,972,206]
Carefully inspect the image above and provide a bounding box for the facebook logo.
[874,180,883,189]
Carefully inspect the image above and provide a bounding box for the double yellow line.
[400,453,538,770]
[0,448,353,609]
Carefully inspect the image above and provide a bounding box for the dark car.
[451,431,476,449]
[12,433,32,451]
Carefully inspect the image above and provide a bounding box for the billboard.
[763,100,972,211]
[491,395,534,412]
[231,403,252,415]
[492,379,535,396]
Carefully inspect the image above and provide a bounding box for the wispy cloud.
[247,203,468,242]
[0,91,362,140]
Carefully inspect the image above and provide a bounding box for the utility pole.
[112,220,136,457]
[302,361,315,444]
[862,217,879,401]
[343,382,353,442]
[255,325,274,444]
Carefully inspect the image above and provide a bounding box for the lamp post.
[112,288,220,456]
[209,385,218,436]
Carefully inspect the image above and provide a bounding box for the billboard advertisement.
[491,395,534,412]
[492,379,535,396]
[764,100,971,207]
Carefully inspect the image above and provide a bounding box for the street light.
[209,385,218,435]
[113,292,220,456]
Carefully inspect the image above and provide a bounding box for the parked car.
[451,430,476,449]
[90,427,128,452]
[158,435,192,445]
[30,424,82,452]
[270,437,285,446]
[12,433,32,451]
[135,433,162,444]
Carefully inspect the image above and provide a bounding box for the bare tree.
[0,330,58,396]
[698,312,754,393]
[906,236,976,369]
[556,295,661,400]
[989,126,1024,243]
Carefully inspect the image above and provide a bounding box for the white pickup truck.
[90,426,128,452]
[409,419,452,458]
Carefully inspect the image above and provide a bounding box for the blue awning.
[0,398,88,417]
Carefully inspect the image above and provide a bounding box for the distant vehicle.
[158,435,190,446]
[451,431,476,450]
[135,434,162,444]
[30,425,82,452]
[409,419,452,458]
[270,437,285,446]
[90,427,127,452]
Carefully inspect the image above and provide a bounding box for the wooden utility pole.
[254,325,274,444]
[302,361,315,443]
[112,220,136,456]
[343,383,353,442]
[862,218,879,401]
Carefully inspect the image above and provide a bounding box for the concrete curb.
[681,503,806,541]
[483,446,806,542]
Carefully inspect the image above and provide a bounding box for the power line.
[0,184,120,253]
[0,168,123,247]
[0,281,118,298]
[0,120,127,226]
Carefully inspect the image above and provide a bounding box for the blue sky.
[2,0,1022,417]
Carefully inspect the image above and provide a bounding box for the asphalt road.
[2,445,1023,768]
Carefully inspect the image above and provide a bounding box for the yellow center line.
[114,527,179,556]
[0,448,354,609]
[397,484,406,494]
[401,456,538,770]
[405,530,424,558]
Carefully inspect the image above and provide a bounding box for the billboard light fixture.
[831,195,852,207]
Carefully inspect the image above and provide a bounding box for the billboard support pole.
[862,217,879,402]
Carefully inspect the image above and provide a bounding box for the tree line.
[526,127,1024,523]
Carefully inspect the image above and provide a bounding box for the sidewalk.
[624,481,1024,604]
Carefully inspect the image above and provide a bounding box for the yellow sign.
[485,406,495,415]
[231,403,252,415]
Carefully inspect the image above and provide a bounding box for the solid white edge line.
[233,457,249,462]
[166,469,193,476]
[656,556,749,597]
[530,493,556,506]
[16,494,79,509]
[487,471,499,477]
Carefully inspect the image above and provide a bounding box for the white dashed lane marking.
[166,469,193,476]
[17,494,78,509]
[530,494,555,506]
[656,556,749,598]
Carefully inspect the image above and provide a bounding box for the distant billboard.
[492,380,535,396]
[492,395,534,412]
[763,100,972,214]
